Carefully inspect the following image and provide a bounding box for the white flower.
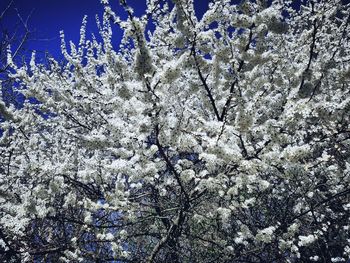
[105,233,114,241]
[310,256,319,261]
[256,226,276,243]
[331,257,345,262]
[259,180,270,190]
[217,207,231,223]
[119,230,127,238]
[181,169,196,182]
[298,234,316,246]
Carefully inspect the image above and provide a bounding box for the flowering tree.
[1,0,350,262]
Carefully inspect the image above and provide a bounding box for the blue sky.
[1,0,211,59]
[3,0,349,61]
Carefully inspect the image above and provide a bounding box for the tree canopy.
[1,0,350,262]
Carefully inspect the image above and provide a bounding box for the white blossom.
[2,0,350,262]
